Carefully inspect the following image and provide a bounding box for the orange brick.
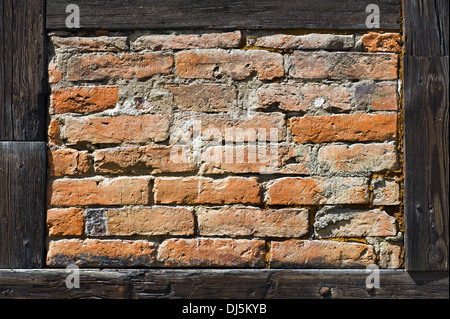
[157,238,266,267]
[49,176,151,207]
[51,86,118,114]
[68,52,173,81]
[46,239,157,267]
[270,240,376,268]
[361,32,401,53]
[197,207,309,238]
[154,176,262,205]
[288,51,397,80]
[64,114,170,145]
[48,149,92,177]
[47,208,85,238]
[176,49,284,80]
[93,146,196,174]
[289,113,397,143]
[266,177,369,205]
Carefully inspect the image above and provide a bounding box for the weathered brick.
[48,149,93,177]
[64,114,170,145]
[379,242,403,268]
[157,238,266,267]
[266,177,369,205]
[85,206,194,236]
[51,86,118,114]
[197,207,309,238]
[372,178,401,205]
[68,52,173,81]
[254,33,354,50]
[49,176,151,207]
[200,145,281,174]
[317,143,398,174]
[314,206,397,238]
[93,146,196,175]
[48,118,62,146]
[166,84,237,112]
[175,49,284,80]
[171,113,286,144]
[289,113,397,143]
[270,240,376,268]
[46,239,157,267]
[288,51,398,80]
[353,81,398,111]
[278,144,312,175]
[51,36,129,52]
[361,32,401,53]
[154,176,261,205]
[47,208,85,238]
[132,31,242,50]
[48,60,63,83]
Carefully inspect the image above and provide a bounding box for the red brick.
[254,34,354,50]
[372,178,401,205]
[48,60,63,83]
[67,52,173,81]
[49,176,151,207]
[51,36,129,52]
[64,114,170,145]
[48,149,93,177]
[46,239,156,267]
[48,119,62,146]
[314,207,397,238]
[157,238,266,267]
[288,51,398,80]
[173,113,286,144]
[289,113,397,143]
[270,240,376,268]
[176,49,284,80]
[197,207,309,238]
[317,143,398,174]
[99,206,195,236]
[266,177,369,205]
[154,176,262,205]
[361,32,401,53]
[354,82,398,111]
[132,31,242,50]
[47,208,85,238]
[51,86,118,114]
[93,146,196,174]
[166,84,237,112]
[379,242,403,268]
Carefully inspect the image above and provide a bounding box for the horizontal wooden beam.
[0,269,447,299]
[46,0,401,31]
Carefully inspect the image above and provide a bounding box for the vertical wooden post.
[0,0,47,268]
[403,0,449,271]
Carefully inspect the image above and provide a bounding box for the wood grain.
[0,142,47,268]
[0,269,447,299]
[46,0,401,31]
[0,0,47,141]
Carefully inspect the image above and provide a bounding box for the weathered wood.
[46,0,401,31]
[0,142,47,268]
[0,269,447,299]
[0,0,47,141]
[403,56,449,271]
[403,0,449,272]
[403,0,449,56]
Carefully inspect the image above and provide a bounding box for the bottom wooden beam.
[0,269,447,299]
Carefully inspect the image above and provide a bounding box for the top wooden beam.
[46,0,401,31]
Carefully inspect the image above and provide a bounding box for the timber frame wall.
[0,0,448,298]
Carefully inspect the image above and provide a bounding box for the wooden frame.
[0,0,448,299]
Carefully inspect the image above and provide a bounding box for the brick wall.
[46,30,403,269]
